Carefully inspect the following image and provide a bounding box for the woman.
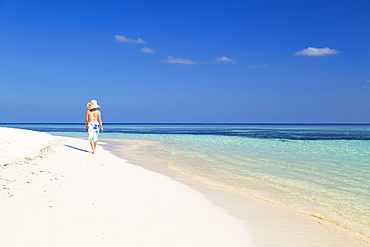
[85,100,103,154]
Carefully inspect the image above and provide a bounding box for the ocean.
[2,123,370,240]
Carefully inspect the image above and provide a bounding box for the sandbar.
[0,127,254,246]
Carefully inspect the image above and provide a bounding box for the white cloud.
[248,64,268,69]
[162,56,199,65]
[141,47,155,53]
[114,35,146,44]
[294,47,339,56]
[214,56,237,63]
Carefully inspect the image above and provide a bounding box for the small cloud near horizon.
[162,56,199,65]
[248,64,268,69]
[213,56,237,63]
[294,47,339,56]
[361,80,370,90]
[115,35,146,44]
[141,47,155,53]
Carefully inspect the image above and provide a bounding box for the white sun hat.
[86,99,101,109]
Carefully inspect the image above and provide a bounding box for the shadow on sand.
[65,145,90,153]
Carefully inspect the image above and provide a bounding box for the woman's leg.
[90,140,95,154]
[93,141,98,154]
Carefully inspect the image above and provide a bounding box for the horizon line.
[1,122,370,125]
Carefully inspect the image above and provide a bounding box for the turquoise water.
[2,123,370,239]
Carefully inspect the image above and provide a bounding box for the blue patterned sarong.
[88,122,100,143]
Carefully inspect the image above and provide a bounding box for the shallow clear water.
[2,123,370,237]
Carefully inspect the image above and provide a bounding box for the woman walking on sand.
[85,100,103,154]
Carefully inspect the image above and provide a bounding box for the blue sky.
[0,0,369,123]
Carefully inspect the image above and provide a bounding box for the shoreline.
[0,127,368,246]
[103,138,370,246]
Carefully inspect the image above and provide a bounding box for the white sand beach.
[0,127,254,247]
[0,127,368,247]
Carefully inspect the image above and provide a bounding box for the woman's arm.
[98,111,103,132]
[85,111,89,131]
